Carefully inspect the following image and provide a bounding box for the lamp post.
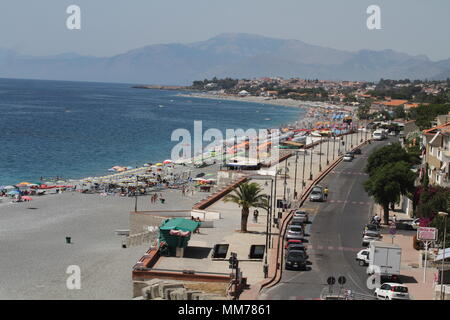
[309,144,313,180]
[293,152,299,199]
[333,134,336,160]
[326,136,330,165]
[350,123,354,148]
[302,147,306,189]
[134,174,138,212]
[283,158,288,201]
[439,211,448,300]
[319,136,323,172]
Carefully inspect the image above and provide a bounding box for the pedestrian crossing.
[329,170,368,175]
[326,199,371,205]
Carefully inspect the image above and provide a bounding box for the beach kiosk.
[158,218,200,257]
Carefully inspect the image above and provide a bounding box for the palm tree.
[224,182,268,232]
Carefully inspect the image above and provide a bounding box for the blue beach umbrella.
[7,190,21,195]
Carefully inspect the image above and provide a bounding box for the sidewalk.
[373,203,436,300]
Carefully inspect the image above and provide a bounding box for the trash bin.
[65,237,71,244]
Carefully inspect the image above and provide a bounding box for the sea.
[0,78,304,186]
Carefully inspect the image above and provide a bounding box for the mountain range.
[1,33,449,85]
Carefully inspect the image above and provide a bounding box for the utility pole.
[283,158,287,201]
[134,174,138,212]
[319,136,323,172]
[309,144,313,180]
[293,152,298,199]
[326,136,330,165]
[302,148,306,189]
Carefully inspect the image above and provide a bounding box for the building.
[422,122,450,187]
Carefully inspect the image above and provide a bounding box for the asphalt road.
[261,138,393,300]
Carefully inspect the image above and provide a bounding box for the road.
[261,138,393,300]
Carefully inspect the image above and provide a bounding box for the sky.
[0,0,449,61]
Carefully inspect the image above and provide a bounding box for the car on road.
[286,243,307,253]
[363,229,381,238]
[356,249,370,266]
[285,250,307,270]
[374,283,410,300]
[353,148,362,155]
[286,246,309,259]
[343,152,354,162]
[286,225,304,240]
[285,239,303,249]
[309,186,325,202]
[364,224,380,232]
[290,218,304,227]
[362,234,382,247]
[293,210,309,223]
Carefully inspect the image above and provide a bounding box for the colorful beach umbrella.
[22,196,33,201]
[163,159,172,164]
[155,163,163,166]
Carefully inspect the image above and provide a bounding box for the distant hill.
[1,33,449,84]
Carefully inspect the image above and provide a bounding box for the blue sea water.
[0,78,303,186]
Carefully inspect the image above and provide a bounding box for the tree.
[365,143,414,176]
[223,182,268,232]
[357,103,371,120]
[393,105,406,119]
[415,186,449,219]
[364,161,416,224]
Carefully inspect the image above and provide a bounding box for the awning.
[435,247,450,261]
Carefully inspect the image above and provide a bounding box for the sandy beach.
[178,92,329,108]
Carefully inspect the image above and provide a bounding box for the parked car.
[286,246,309,259]
[364,224,380,232]
[285,250,307,270]
[343,153,354,162]
[411,218,420,230]
[353,148,362,154]
[286,243,307,253]
[293,210,309,223]
[395,219,416,230]
[310,186,325,202]
[286,225,304,240]
[356,249,370,266]
[362,233,382,247]
[285,239,303,249]
[290,219,303,227]
[374,283,410,300]
[363,229,381,238]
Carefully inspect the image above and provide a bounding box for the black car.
[353,148,362,154]
[285,250,307,270]
[286,243,308,253]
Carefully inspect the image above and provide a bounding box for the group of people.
[371,214,381,225]
[150,193,165,204]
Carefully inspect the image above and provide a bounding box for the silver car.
[286,225,304,240]
[310,186,325,202]
[343,153,354,162]
[293,210,309,223]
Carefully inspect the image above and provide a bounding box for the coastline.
[177,92,328,109]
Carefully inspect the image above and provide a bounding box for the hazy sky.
[0,0,449,60]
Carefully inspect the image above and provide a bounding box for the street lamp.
[283,158,288,201]
[319,136,323,172]
[326,136,330,165]
[302,147,306,189]
[293,151,299,199]
[309,144,313,180]
[438,211,448,300]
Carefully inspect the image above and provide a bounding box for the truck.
[372,129,387,141]
[366,241,402,280]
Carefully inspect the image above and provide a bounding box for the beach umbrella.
[22,196,33,201]
[156,163,163,166]
[2,185,16,190]
[163,159,172,164]
[7,190,20,195]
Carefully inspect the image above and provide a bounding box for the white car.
[374,283,410,300]
[293,210,309,223]
[343,153,354,162]
[356,249,370,266]
[362,234,381,247]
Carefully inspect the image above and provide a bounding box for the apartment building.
[422,122,450,187]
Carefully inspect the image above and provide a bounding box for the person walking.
[323,186,329,200]
[253,209,259,223]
